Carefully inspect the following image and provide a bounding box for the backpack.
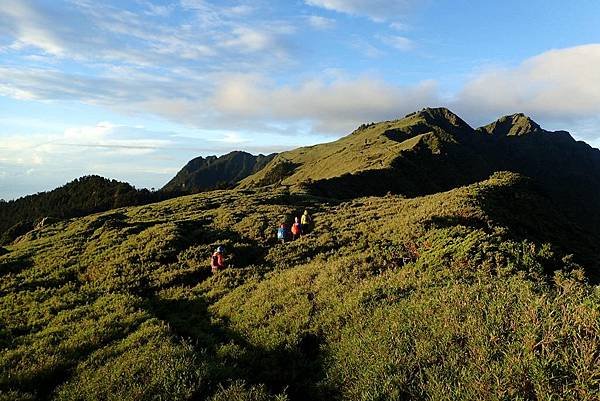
[301,214,311,225]
[277,227,285,239]
[211,252,220,268]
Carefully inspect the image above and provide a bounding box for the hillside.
[162,151,276,193]
[240,108,600,231]
[0,172,598,401]
[238,108,477,189]
[0,176,163,245]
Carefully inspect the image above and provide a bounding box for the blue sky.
[1,0,600,199]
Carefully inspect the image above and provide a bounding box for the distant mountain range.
[161,151,276,193]
[3,107,600,243]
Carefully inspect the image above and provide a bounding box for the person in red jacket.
[291,216,302,240]
[211,246,226,274]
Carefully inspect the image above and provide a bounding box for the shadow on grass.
[0,253,33,277]
[148,296,333,401]
[423,215,490,232]
[475,176,600,283]
[258,192,340,208]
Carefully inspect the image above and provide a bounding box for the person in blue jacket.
[277,222,289,244]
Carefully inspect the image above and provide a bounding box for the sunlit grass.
[0,172,598,400]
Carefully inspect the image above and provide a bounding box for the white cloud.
[0,0,66,55]
[3,3,600,149]
[305,0,420,21]
[379,34,414,51]
[63,122,116,141]
[389,21,409,30]
[0,0,294,70]
[351,38,385,58]
[307,15,336,30]
[221,132,249,144]
[5,43,600,141]
[454,44,600,123]
[207,44,600,136]
[222,26,283,53]
[31,154,43,165]
[0,118,304,199]
[0,123,175,168]
[0,0,430,139]
[226,5,255,16]
[211,74,439,133]
[139,1,175,17]
[0,122,204,198]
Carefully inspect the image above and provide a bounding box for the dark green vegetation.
[1,172,598,400]
[162,151,276,193]
[0,176,167,245]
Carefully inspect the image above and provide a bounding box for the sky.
[1,0,600,200]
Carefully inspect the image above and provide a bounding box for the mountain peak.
[410,107,473,133]
[481,113,543,136]
[415,107,466,123]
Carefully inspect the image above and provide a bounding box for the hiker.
[291,216,302,240]
[210,246,226,274]
[300,210,312,233]
[277,222,288,244]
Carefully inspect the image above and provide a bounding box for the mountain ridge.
[162,150,276,193]
[239,108,600,232]
[3,108,599,245]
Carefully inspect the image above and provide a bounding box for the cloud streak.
[379,35,414,51]
[0,0,295,69]
[305,0,420,21]
[307,15,336,29]
[211,75,439,133]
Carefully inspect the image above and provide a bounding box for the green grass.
[0,172,598,400]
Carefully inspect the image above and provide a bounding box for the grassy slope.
[238,111,441,187]
[0,172,598,401]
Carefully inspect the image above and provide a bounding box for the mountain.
[2,109,600,400]
[0,175,163,245]
[478,112,544,136]
[1,172,598,400]
[162,151,276,193]
[238,107,476,191]
[240,107,600,231]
